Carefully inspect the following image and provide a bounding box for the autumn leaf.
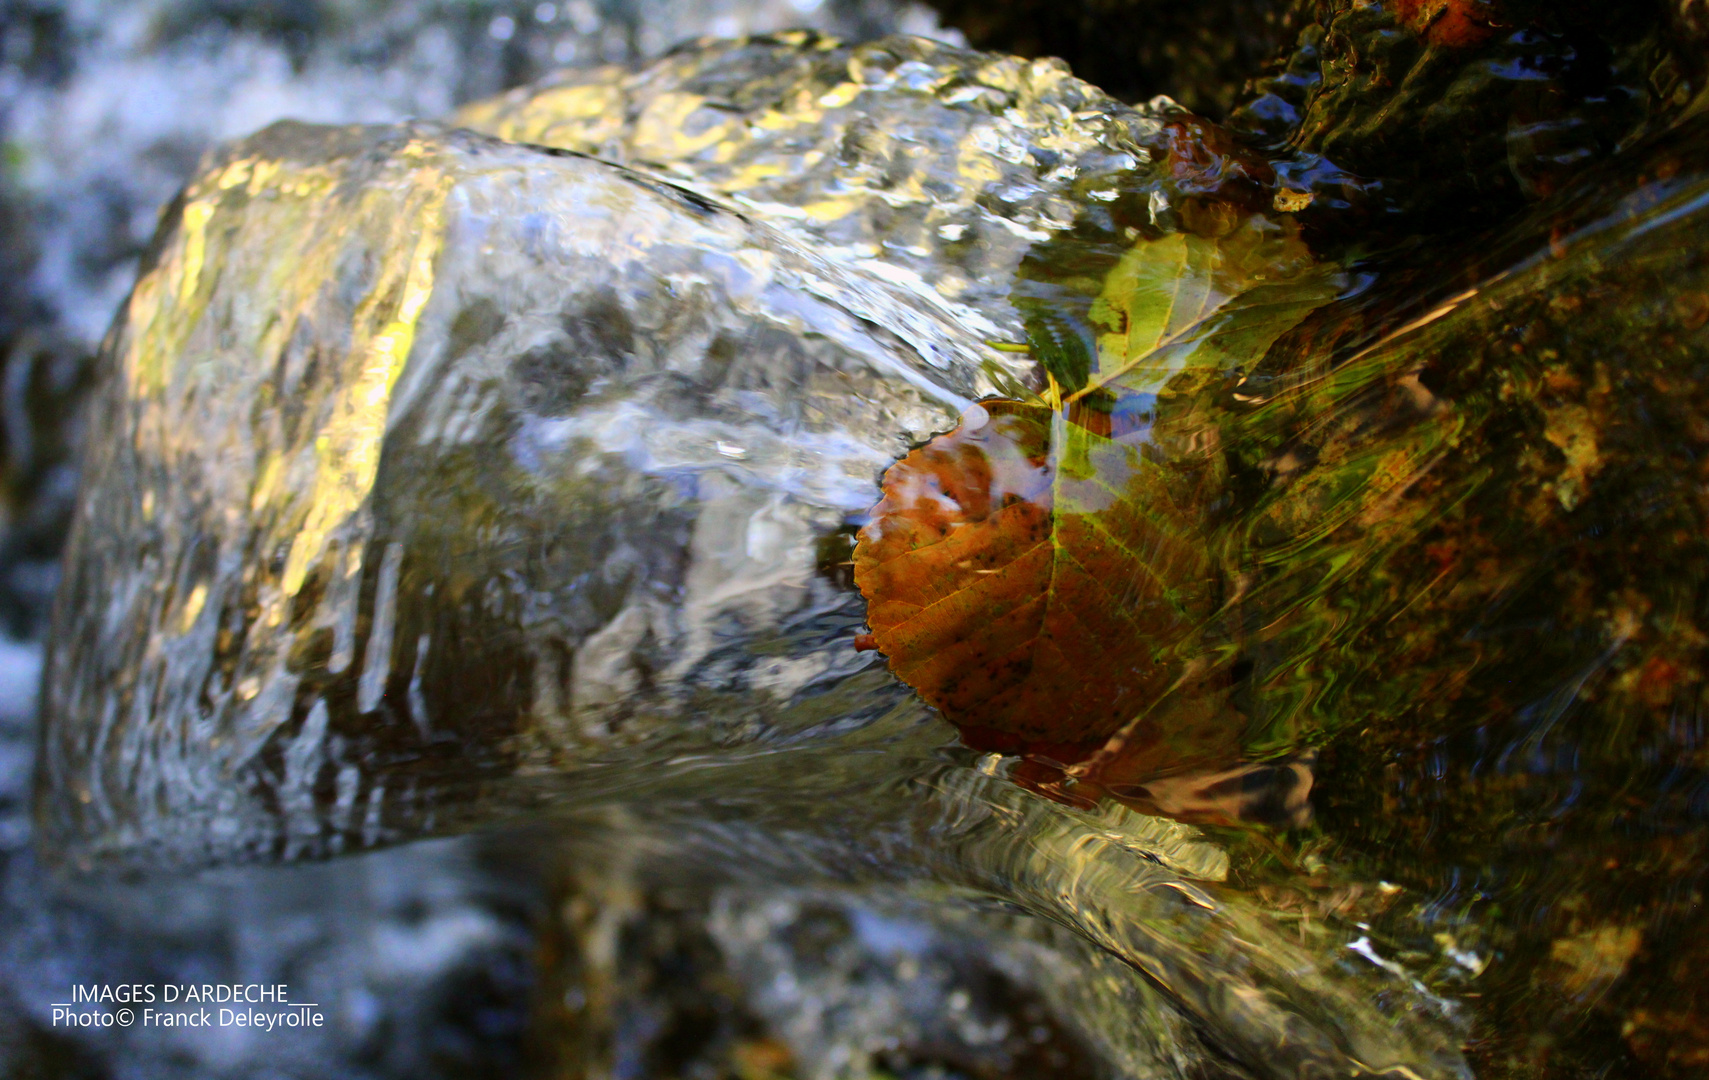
[854,215,1341,750]
[854,400,1211,747]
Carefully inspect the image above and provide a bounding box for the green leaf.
[1077,220,1343,402]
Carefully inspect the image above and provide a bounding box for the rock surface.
[38,32,1191,865]
[32,35,1476,1080]
[31,4,1709,1076]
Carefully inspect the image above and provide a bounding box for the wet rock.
[0,3,960,660]
[918,0,1309,115]
[33,37,1472,1080]
[38,117,968,864]
[38,33,1176,867]
[526,874,1108,1080]
[0,0,954,351]
[917,0,1709,228]
[454,32,1158,352]
[1233,0,1698,225]
[1002,95,1709,1075]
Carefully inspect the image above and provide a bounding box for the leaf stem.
[1062,320,1203,406]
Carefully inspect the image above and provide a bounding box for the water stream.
[7,5,1709,1079]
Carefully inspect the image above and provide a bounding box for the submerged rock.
[38,32,1186,867]
[919,0,1309,114]
[454,32,1158,351]
[41,116,962,862]
[1239,0,1689,224]
[49,11,1709,1077]
[34,35,1475,1080]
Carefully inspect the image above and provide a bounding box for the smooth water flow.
[14,8,1709,1079]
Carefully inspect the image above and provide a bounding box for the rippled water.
[10,3,1709,1079]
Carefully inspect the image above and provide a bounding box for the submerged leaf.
[856,213,1340,750]
[853,400,1212,747]
[1079,216,1342,401]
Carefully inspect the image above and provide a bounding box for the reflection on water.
[8,1,1709,1078]
[855,105,1709,1072]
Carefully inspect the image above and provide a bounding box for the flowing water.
[9,5,1709,1080]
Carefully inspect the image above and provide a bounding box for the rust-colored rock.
[1388,0,1498,48]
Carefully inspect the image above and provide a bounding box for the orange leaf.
[853,400,1213,747]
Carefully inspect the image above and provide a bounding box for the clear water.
[12,8,1709,1080]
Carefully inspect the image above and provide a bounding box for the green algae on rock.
[1232,0,1707,226]
[988,98,1709,1076]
